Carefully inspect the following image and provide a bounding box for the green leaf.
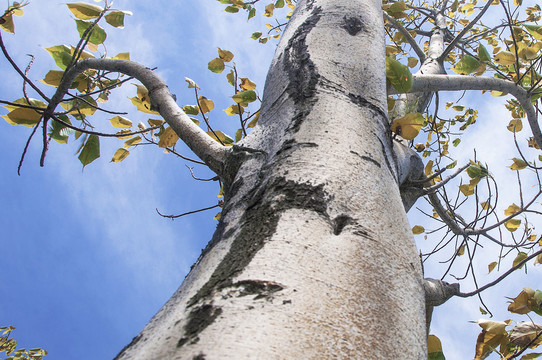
[49,115,72,144]
[477,44,491,62]
[78,134,100,167]
[251,32,262,40]
[67,2,103,20]
[208,58,225,73]
[232,90,257,104]
[386,57,412,93]
[182,105,199,115]
[525,24,542,41]
[45,45,73,70]
[452,55,480,75]
[105,11,130,28]
[467,162,488,179]
[75,20,107,45]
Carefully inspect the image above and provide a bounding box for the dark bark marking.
[188,177,329,308]
[333,215,353,235]
[275,139,319,157]
[283,7,322,133]
[228,280,284,300]
[342,16,365,36]
[177,305,223,348]
[193,354,206,360]
[361,156,381,168]
[112,334,142,360]
[378,137,399,184]
[352,225,375,241]
[348,93,388,122]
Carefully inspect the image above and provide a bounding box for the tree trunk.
[115,0,427,358]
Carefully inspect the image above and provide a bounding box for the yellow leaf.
[208,58,225,73]
[67,2,104,20]
[494,51,516,65]
[148,119,164,127]
[424,160,434,176]
[0,13,14,33]
[158,127,179,148]
[488,261,498,273]
[198,96,214,113]
[109,116,132,129]
[504,204,521,216]
[507,287,535,314]
[407,57,419,68]
[412,225,425,234]
[507,119,523,133]
[481,201,491,210]
[504,218,522,232]
[218,48,234,62]
[528,234,537,241]
[263,3,274,17]
[2,107,42,127]
[185,77,200,89]
[474,319,512,334]
[512,252,528,268]
[124,136,141,148]
[115,130,132,139]
[111,148,129,163]
[240,78,257,90]
[535,254,542,265]
[427,335,444,357]
[112,52,130,60]
[390,112,423,140]
[457,244,466,256]
[206,130,234,145]
[130,84,160,115]
[224,105,243,116]
[509,158,528,170]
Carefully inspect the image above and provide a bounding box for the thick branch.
[59,59,228,176]
[391,74,542,149]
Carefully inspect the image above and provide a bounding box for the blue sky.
[0,1,541,359]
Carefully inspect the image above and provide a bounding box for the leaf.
[509,158,528,170]
[525,24,542,41]
[507,119,523,133]
[427,335,445,360]
[207,130,234,145]
[75,20,107,45]
[467,162,488,179]
[247,111,259,128]
[412,225,425,234]
[45,45,73,70]
[185,77,200,89]
[67,2,103,20]
[182,105,199,116]
[78,134,100,167]
[123,136,141,148]
[512,252,528,267]
[407,57,418,68]
[488,261,498,273]
[111,148,129,163]
[494,51,516,65]
[148,119,164,127]
[504,204,521,216]
[227,70,235,86]
[452,55,480,75]
[391,112,423,140]
[218,48,234,62]
[263,3,274,17]
[224,104,243,116]
[208,58,225,73]
[510,322,542,348]
[478,44,492,62]
[130,84,160,114]
[0,12,14,33]
[239,78,257,90]
[158,127,179,148]
[198,96,215,113]
[505,218,522,232]
[109,116,132,129]
[508,287,536,314]
[2,107,42,127]
[232,90,257,104]
[386,57,413,92]
[49,115,72,144]
[105,10,130,28]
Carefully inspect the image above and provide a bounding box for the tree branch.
[56,59,228,176]
[390,74,542,149]
[384,13,425,62]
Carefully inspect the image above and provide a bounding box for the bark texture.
[115,1,426,358]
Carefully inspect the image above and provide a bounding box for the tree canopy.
[1,0,542,359]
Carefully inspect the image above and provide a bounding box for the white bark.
[114,1,426,359]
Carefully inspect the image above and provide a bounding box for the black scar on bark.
[193,354,206,360]
[333,215,353,235]
[342,16,365,36]
[177,305,223,348]
[187,177,329,309]
[283,6,322,133]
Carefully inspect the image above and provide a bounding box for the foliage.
[2,0,542,358]
[0,326,47,360]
